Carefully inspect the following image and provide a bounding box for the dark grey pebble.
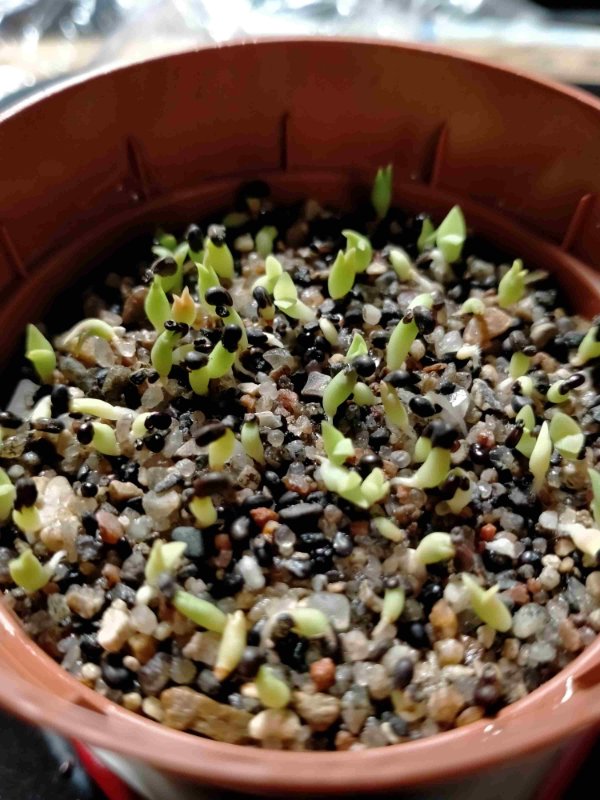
[172,526,204,559]
[471,378,503,412]
[154,473,182,494]
[138,653,171,695]
[278,502,323,525]
[120,551,146,586]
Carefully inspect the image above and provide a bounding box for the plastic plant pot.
[1,39,600,800]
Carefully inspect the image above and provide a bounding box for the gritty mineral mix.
[1,172,600,751]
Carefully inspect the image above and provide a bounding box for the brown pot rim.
[4,36,600,125]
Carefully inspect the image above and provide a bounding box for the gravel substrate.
[1,174,600,751]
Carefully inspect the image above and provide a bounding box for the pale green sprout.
[360,468,390,507]
[342,230,372,273]
[415,532,455,564]
[319,459,388,509]
[373,517,405,543]
[436,468,472,515]
[25,325,56,383]
[165,242,188,292]
[524,269,549,286]
[328,249,356,300]
[589,468,600,527]
[371,164,393,220]
[253,255,283,295]
[0,469,16,521]
[60,318,117,348]
[189,342,237,395]
[516,431,535,459]
[255,665,291,709]
[172,241,189,280]
[386,317,418,371]
[322,368,357,419]
[89,422,120,456]
[561,522,600,561]
[549,412,584,460]
[150,240,187,294]
[197,263,221,307]
[574,326,600,366]
[290,608,331,638]
[255,226,278,258]
[214,610,247,681]
[189,496,218,529]
[131,412,152,438]
[516,404,535,432]
[241,420,265,465]
[460,297,485,316]
[381,587,405,623]
[232,231,253,250]
[529,420,552,493]
[153,235,185,255]
[29,395,51,422]
[547,380,569,404]
[70,398,130,421]
[435,206,466,264]
[204,236,234,280]
[410,446,451,489]
[413,434,432,464]
[509,352,530,380]
[273,272,298,311]
[320,460,364,507]
[144,278,171,332]
[273,271,316,322]
[150,331,175,377]
[389,249,413,281]
[188,366,210,396]
[151,330,179,378]
[409,292,434,312]
[380,382,409,431]
[207,344,238,378]
[446,474,472,514]
[417,218,436,253]
[346,332,368,362]
[155,230,177,251]
[321,421,355,465]
[208,428,236,471]
[173,589,226,633]
[145,540,187,586]
[498,259,528,308]
[9,549,49,593]
[516,376,534,398]
[171,287,197,326]
[515,405,536,458]
[13,505,41,540]
[386,293,433,370]
[235,233,256,253]
[462,574,512,633]
[353,382,377,406]
[318,317,339,347]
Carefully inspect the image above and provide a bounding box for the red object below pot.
[1,39,600,797]
[73,742,136,800]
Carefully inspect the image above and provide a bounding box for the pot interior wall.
[2,169,600,379]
